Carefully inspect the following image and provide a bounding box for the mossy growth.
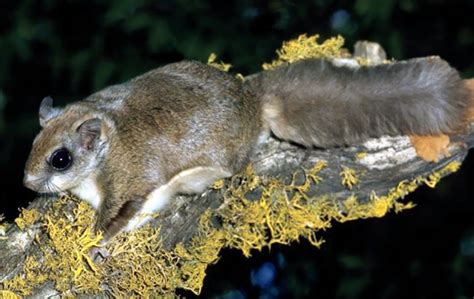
[14,208,40,231]
[1,256,48,297]
[207,52,246,81]
[356,152,368,159]
[1,198,104,297]
[340,166,360,190]
[262,34,345,70]
[207,53,232,72]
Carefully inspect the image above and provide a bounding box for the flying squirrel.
[23,56,474,241]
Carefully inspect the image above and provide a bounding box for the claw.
[90,245,110,263]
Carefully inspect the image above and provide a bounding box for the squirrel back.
[84,61,262,178]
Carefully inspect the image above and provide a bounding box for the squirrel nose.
[23,174,39,191]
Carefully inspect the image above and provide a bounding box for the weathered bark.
[158,130,474,249]
[1,42,473,298]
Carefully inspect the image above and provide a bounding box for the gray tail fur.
[246,57,470,148]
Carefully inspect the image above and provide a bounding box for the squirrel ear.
[77,118,102,150]
[39,96,62,127]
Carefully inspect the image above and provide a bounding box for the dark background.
[1,1,473,298]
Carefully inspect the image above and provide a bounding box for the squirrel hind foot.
[124,166,233,232]
[89,246,110,264]
[409,134,451,163]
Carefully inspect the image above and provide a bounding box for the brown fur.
[251,57,470,147]
[463,79,474,123]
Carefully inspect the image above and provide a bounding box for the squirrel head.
[24,97,111,193]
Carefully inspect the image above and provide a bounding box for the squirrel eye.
[50,148,72,171]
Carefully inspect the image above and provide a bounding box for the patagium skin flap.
[23,57,471,240]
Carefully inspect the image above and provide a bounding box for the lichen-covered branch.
[1,37,473,298]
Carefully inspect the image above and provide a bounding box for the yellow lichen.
[262,34,345,70]
[1,256,47,297]
[42,198,104,293]
[356,152,367,159]
[14,208,40,230]
[0,290,21,299]
[235,73,245,81]
[307,160,327,183]
[340,167,359,190]
[343,194,359,210]
[337,176,421,222]
[173,211,226,294]
[207,53,232,72]
[216,162,334,255]
[423,161,461,188]
[104,225,177,296]
[0,196,105,295]
[210,178,225,189]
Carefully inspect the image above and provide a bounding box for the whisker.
[45,180,55,193]
[49,180,66,194]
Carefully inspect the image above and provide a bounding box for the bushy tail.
[246,57,470,148]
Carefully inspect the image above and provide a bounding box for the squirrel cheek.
[49,175,72,192]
